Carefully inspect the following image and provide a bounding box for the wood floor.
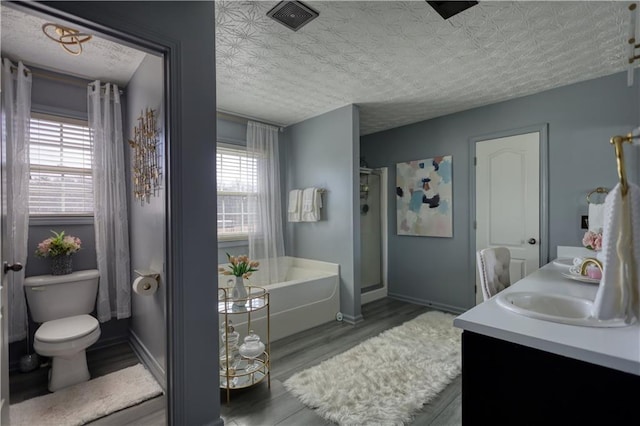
[221,298,461,426]
[9,341,140,404]
[8,298,462,425]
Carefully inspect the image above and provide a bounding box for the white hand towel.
[588,203,605,232]
[288,189,302,222]
[301,187,321,222]
[302,187,314,212]
[592,183,640,322]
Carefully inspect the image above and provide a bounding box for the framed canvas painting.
[396,156,452,237]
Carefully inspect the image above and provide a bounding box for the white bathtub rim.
[217,256,339,287]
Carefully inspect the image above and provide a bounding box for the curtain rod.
[9,64,124,94]
[217,110,285,132]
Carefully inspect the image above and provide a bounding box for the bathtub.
[218,256,340,342]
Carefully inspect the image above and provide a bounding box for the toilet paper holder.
[134,269,160,290]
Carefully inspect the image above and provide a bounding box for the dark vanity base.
[461,331,640,425]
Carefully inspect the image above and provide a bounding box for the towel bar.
[586,187,608,204]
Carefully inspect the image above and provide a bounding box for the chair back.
[477,247,511,301]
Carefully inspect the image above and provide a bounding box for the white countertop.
[454,261,640,376]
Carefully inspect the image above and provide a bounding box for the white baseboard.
[361,286,388,305]
[129,330,166,391]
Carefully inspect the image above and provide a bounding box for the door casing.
[1,62,10,426]
[468,124,549,307]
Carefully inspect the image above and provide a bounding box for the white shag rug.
[284,310,461,425]
[11,363,163,426]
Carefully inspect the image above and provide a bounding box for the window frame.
[28,112,94,224]
[216,142,257,242]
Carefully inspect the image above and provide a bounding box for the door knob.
[4,262,23,273]
[528,238,537,245]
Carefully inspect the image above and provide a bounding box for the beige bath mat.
[10,363,163,425]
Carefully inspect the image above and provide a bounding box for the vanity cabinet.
[218,286,270,404]
[454,262,640,425]
[461,331,639,425]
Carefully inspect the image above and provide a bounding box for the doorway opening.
[469,124,549,306]
[1,2,167,423]
[360,167,389,305]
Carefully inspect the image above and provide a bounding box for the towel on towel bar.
[592,182,640,322]
[301,187,322,222]
[588,202,605,232]
[288,189,302,222]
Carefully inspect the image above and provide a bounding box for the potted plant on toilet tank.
[35,230,82,275]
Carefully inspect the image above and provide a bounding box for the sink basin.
[496,291,633,328]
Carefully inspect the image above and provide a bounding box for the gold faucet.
[580,258,603,276]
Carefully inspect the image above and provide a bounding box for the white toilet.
[24,269,101,392]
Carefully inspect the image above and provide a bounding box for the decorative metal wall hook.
[42,23,92,56]
[129,108,162,204]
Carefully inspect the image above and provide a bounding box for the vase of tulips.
[219,253,259,308]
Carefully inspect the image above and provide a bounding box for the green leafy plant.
[35,230,82,257]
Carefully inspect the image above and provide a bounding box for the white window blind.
[29,113,94,215]
[216,144,257,239]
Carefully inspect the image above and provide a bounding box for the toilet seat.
[34,314,101,359]
[32,316,101,392]
[35,314,99,343]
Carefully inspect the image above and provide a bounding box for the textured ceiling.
[216,1,632,135]
[1,2,633,134]
[1,6,146,87]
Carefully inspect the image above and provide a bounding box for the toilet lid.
[35,315,99,343]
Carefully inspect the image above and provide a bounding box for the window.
[216,144,257,240]
[29,113,93,216]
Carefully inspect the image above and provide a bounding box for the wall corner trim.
[130,330,167,391]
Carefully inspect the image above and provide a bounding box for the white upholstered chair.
[476,247,511,301]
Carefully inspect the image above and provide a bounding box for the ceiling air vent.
[267,1,319,32]
[427,1,478,20]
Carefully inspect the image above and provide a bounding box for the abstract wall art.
[396,156,453,237]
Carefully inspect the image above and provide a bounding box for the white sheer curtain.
[88,81,131,322]
[247,121,285,284]
[2,59,31,343]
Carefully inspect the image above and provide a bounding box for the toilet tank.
[24,269,100,323]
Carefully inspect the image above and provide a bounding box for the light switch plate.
[581,215,589,229]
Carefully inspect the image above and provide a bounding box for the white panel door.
[476,132,540,304]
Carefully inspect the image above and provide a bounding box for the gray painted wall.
[637,72,640,184]
[41,2,221,424]
[217,116,246,146]
[284,104,362,322]
[361,71,639,313]
[126,54,166,381]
